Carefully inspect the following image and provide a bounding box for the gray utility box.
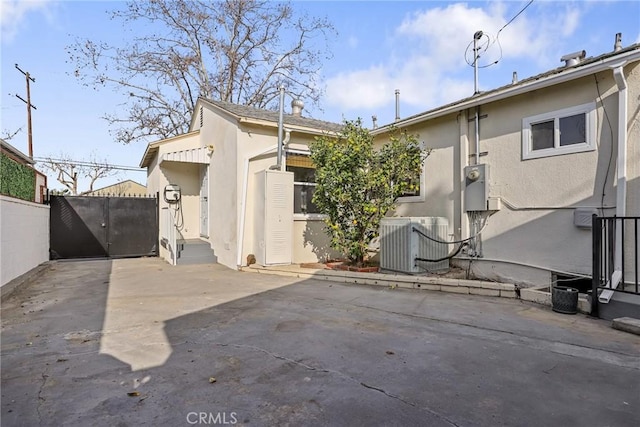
[464,164,489,211]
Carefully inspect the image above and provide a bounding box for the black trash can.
[552,286,579,314]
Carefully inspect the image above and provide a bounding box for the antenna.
[473,31,483,94]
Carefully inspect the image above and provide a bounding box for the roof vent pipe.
[560,50,586,67]
[291,99,304,117]
[614,33,622,52]
[512,71,518,84]
[372,115,378,129]
[395,89,400,121]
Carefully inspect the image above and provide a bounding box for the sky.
[1,0,639,192]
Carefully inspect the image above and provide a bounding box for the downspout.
[236,129,291,269]
[599,63,628,303]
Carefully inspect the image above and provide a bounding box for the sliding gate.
[49,195,158,259]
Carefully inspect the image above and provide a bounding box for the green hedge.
[0,152,35,202]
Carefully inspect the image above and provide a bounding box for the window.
[285,153,321,215]
[522,102,596,160]
[396,171,425,203]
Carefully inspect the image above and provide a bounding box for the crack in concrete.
[36,366,49,424]
[213,342,460,427]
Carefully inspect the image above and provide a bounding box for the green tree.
[310,119,430,265]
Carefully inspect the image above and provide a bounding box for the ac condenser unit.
[379,217,449,273]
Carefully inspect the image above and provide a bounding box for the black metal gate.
[49,195,158,259]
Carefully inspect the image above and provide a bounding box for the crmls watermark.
[186,412,238,425]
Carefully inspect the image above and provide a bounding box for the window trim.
[522,102,596,160]
[284,150,327,218]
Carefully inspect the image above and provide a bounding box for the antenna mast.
[473,31,483,94]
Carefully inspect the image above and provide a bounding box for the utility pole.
[15,64,36,157]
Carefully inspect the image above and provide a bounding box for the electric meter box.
[464,164,489,211]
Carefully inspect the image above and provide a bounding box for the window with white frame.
[285,153,321,215]
[396,173,425,202]
[522,102,596,160]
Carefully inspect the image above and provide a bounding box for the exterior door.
[200,165,209,237]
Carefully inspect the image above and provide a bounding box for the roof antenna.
[473,30,483,94]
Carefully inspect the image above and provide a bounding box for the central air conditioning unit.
[379,217,450,273]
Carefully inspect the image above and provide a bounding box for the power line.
[469,0,535,69]
[498,0,534,37]
[33,157,145,172]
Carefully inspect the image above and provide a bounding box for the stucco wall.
[1,195,49,287]
[200,107,240,268]
[374,62,639,285]
[292,219,341,263]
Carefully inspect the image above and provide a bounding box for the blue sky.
[2,0,639,191]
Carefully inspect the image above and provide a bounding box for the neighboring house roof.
[199,98,343,133]
[0,138,34,165]
[83,179,147,196]
[374,43,640,133]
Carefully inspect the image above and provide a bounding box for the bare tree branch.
[37,153,119,195]
[68,0,335,145]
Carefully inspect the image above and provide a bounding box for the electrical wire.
[593,74,615,217]
[415,242,466,264]
[466,0,535,69]
[412,214,489,245]
[33,157,144,172]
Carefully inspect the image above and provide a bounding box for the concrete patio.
[2,258,639,426]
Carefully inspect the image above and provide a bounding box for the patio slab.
[2,258,639,426]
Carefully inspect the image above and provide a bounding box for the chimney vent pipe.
[395,89,400,121]
[614,33,622,52]
[291,99,304,117]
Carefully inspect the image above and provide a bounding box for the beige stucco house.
[373,43,640,287]
[83,179,146,196]
[140,98,342,268]
[140,42,639,292]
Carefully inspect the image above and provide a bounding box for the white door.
[200,165,209,237]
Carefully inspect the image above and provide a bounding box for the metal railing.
[592,216,639,316]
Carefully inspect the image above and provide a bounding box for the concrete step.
[612,317,640,336]
[597,291,640,321]
[177,239,217,265]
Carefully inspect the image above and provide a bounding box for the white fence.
[1,195,50,287]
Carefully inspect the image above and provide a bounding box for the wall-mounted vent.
[380,217,449,273]
[199,106,203,128]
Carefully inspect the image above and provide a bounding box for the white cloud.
[0,0,56,43]
[325,2,588,120]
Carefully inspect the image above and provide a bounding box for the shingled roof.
[201,98,343,133]
[376,42,640,131]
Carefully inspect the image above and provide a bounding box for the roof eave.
[373,47,640,135]
[237,117,339,136]
[139,130,201,168]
